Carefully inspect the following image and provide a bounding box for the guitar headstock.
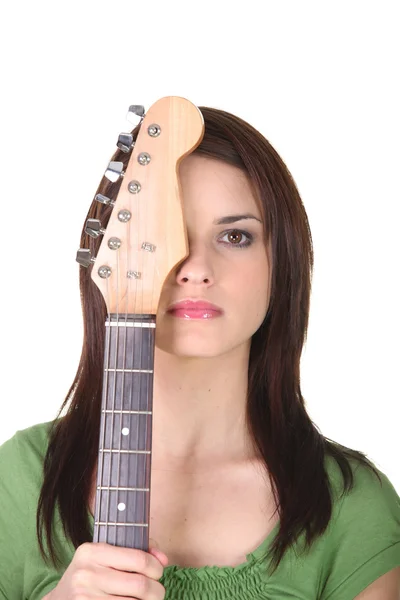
[77,96,204,315]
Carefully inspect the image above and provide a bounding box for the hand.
[43,540,169,599]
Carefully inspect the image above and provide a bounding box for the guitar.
[76,97,204,553]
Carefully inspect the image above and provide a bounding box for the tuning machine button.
[117,133,135,153]
[104,161,124,182]
[95,193,115,206]
[85,219,106,238]
[76,248,96,268]
[128,104,145,118]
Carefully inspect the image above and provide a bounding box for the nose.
[174,245,214,287]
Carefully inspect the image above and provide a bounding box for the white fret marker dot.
[118,503,126,511]
[121,427,129,436]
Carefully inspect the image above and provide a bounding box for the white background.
[0,2,398,491]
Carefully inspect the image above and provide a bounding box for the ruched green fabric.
[158,530,279,600]
[1,421,399,600]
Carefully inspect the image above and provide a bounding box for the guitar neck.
[93,313,156,551]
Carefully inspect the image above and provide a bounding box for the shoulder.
[0,420,56,476]
[319,455,400,599]
[328,455,399,543]
[0,420,60,519]
[326,453,399,521]
[0,420,59,599]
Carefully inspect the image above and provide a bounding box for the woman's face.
[156,154,272,358]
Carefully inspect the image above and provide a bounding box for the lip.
[167,299,223,313]
[168,308,221,320]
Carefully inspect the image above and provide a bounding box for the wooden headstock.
[86,96,204,314]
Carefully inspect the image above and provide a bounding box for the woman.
[0,105,399,600]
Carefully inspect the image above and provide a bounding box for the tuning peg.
[76,248,96,268]
[104,161,124,182]
[128,105,145,117]
[85,218,106,238]
[95,193,115,206]
[117,133,135,153]
[126,105,145,125]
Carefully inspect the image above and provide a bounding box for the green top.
[0,421,399,600]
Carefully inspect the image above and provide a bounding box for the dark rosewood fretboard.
[93,313,156,552]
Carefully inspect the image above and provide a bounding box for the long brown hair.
[37,106,381,576]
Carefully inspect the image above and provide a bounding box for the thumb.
[149,538,169,567]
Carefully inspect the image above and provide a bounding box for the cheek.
[237,262,271,314]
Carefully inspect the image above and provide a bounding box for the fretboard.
[93,313,156,551]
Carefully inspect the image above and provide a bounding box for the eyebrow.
[213,213,263,225]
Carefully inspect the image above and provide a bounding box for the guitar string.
[146,153,155,554]
[128,136,147,552]
[137,161,143,552]
[95,271,111,543]
[119,226,128,548]
[141,143,156,553]
[122,178,130,550]
[117,171,133,548]
[117,169,134,549]
[128,178,135,548]
[146,149,158,554]
[135,144,148,553]
[104,203,122,547]
[109,248,119,545]
[141,143,149,554]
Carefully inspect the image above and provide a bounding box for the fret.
[102,409,153,414]
[97,486,150,491]
[99,449,151,454]
[95,522,149,527]
[104,368,154,373]
[105,321,156,328]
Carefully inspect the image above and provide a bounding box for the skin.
[151,154,273,473]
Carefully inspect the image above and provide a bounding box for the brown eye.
[228,231,242,244]
[219,229,253,249]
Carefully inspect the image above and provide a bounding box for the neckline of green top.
[88,512,279,577]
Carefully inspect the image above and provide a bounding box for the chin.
[156,339,223,358]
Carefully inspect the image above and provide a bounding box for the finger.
[77,542,164,580]
[97,568,166,598]
[149,547,169,567]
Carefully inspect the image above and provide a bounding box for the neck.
[150,343,256,469]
